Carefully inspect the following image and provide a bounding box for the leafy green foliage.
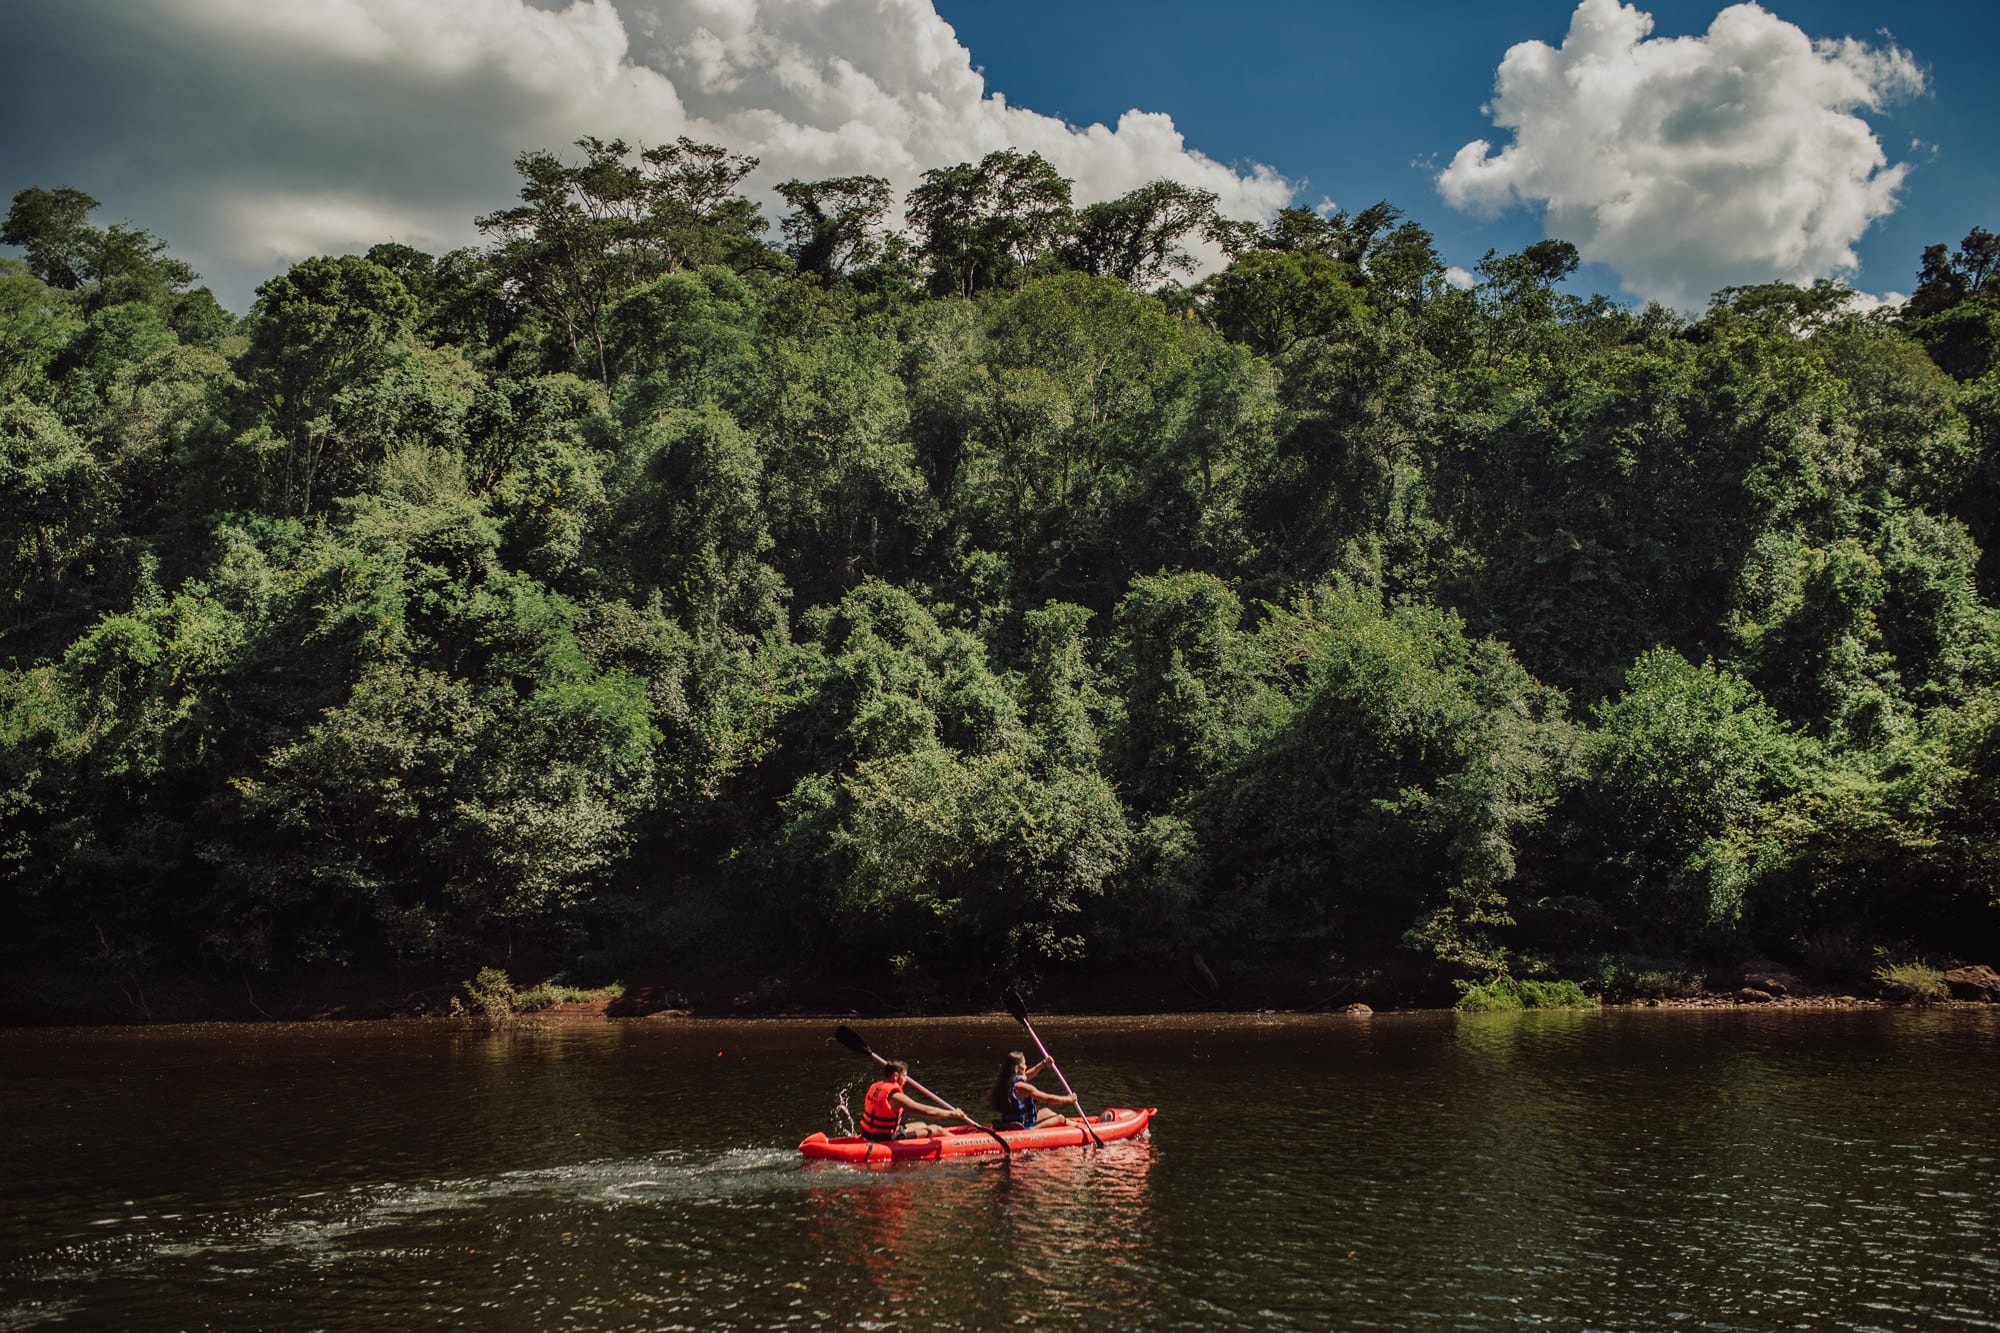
[1453,976,1595,1012]
[5,162,2000,998]
[1174,584,1571,971]
[477,136,765,382]
[234,255,419,515]
[905,150,1073,298]
[1567,651,1796,950]
[775,176,894,281]
[1062,181,1221,287]
[3,186,221,325]
[767,582,1126,979]
[1197,250,1366,358]
[1872,960,1947,1003]
[0,401,111,633]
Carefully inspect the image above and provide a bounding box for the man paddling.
[860,1060,962,1142]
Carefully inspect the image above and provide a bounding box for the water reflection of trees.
[1412,1009,2000,1326]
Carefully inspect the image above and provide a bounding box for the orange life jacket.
[861,1079,904,1139]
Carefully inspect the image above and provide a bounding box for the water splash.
[831,1087,856,1138]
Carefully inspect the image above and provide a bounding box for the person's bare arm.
[1013,1080,1078,1106]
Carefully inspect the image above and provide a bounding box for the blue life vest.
[998,1076,1036,1129]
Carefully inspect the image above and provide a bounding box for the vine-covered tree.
[775,175,894,282]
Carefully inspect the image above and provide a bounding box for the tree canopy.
[5,158,2000,1011]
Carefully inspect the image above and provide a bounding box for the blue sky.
[1,0,1992,312]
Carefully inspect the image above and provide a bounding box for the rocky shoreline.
[1711,957,2000,1006]
[4,956,2000,1027]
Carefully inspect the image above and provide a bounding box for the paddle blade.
[833,1024,876,1059]
[1002,987,1030,1026]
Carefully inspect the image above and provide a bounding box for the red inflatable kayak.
[800,1106,1155,1164]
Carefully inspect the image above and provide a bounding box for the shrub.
[513,979,594,1011]
[513,983,557,1012]
[453,972,620,1018]
[1873,960,1948,1003]
[1184,584,1571,969]
[1454,975,1597,1012]
[455,966,517,1024]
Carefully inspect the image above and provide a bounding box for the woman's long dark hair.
[987,1051,1028,1112]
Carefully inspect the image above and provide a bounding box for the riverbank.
[5,955,1998,1027]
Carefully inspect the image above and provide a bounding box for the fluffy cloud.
[1437,0,1924,310]
[1,0,1291,308]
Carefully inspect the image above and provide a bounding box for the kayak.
[800,1106,1156,1164]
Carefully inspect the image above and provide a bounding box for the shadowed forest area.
[4,140,2000,1018]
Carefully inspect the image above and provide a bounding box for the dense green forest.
[5,139,2000,1010]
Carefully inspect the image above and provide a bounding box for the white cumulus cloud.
[1437,0,1924,310]
[4,0,1292,308]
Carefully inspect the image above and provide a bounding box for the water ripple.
[3,1009,1998,1329]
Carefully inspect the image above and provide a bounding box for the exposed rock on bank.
[1944,965,2000,1002]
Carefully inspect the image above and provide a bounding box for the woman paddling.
[988,1049,1079,1130]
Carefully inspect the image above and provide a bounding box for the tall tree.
[478,137,761,382]
[905,150,1073,298]
[775,175,893,281]
[478,138,652,384]
[637,136,768,270]
[1197,250,1366,358]
[2,186,101,290]
[3,186,223,334]
[1060,180,1220,287]
[1224,202,1442,313]
[235,255,418,515]
[1903,227,2000,382]
[1905,228,2000,318]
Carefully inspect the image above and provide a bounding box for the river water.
[2,1007,1997,1330]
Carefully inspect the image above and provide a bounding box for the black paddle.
[833,1024,1012,1157]
[1001,988,1104,1148]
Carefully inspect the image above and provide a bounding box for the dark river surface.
[3,1007,1998,1331]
